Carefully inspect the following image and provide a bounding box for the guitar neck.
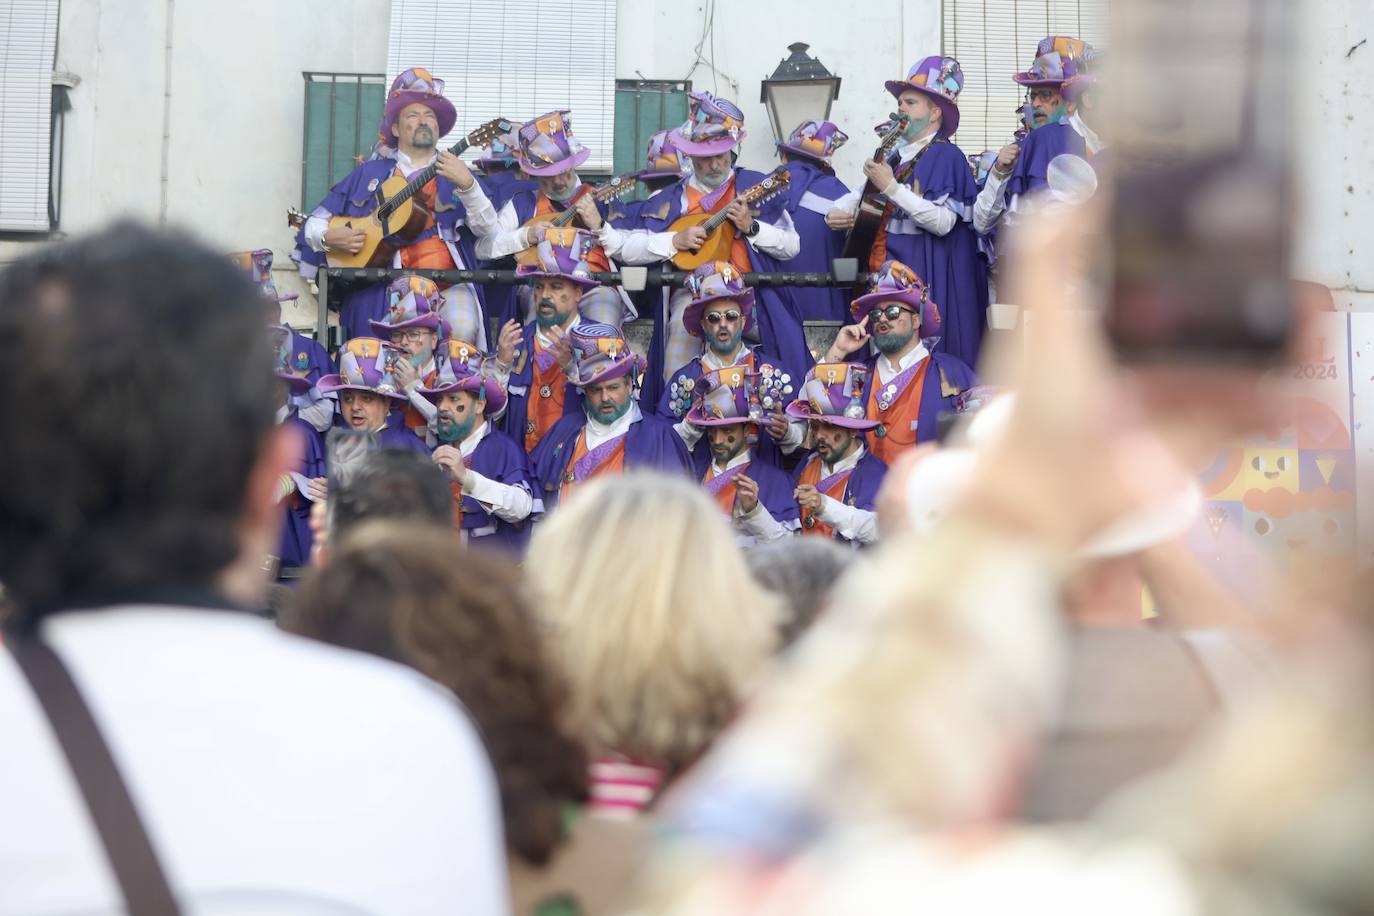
[380,138,471,216]
[702,180,775,231]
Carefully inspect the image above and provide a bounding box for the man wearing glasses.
[822,261,979,465]
[369,275,452,440]
[658,262,805,470]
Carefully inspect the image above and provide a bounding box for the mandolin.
[839,113,909,267]
[513,173,639,267]
[289,118,513,269]
[667,168,793,270]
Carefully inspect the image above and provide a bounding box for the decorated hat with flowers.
[567,322,643,389]
[670,91,747,157]
[515,110,591,176]
[383,67,457,148]
[683,261,756,337]
[776,119,849,166]
[369,275,447,337]
[849,259,942,336]
[515,227,602,290]
[317,337,409,401]
[784,362,881,430]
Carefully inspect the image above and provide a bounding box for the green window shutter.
[301,74,387,209]
[612,80,690,198]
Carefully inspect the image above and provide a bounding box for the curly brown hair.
[283,521,588,866]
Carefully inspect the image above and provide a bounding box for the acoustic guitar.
[287,118,513,269]
[513,173,639,267]
[839,113,910,268]
[667,169,793,270]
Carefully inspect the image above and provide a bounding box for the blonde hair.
[527,472,779,770]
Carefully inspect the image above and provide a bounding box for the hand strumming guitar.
[573,194,603,231]
[672,225,709,252]
[862,158,897,194]
[323,226,367,255]
[725,200,756,233]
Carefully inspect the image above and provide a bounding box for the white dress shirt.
[584,399,641,450]
[815,442,879,545]
[452,420,535,539]
[474,177,584,262]
[831,133,958,237]
[875,340,930,385]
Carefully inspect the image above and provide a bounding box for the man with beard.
[271,345,328,572]
[659,261,802,469]
[592,91,810,408]
[974,38,1098,247]
[529,323,692,513]
[826,57,988,370]
[821,260,979,465]
[608,129,693,228]
[501,228,601,457]
[784,363,889,547]
[474,111,617,329]
[369,275,449,439]
[773,120,853,323]
[318,337,430,454]
[293,68,501,343]
[684,369,800,547]
[422,340,537,551]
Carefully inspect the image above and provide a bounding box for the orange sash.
[797,456,851,539]
[534,194,612,272]
[684,181,752,274]
[865,358,931,465]
[395,170,456,270]
[703,465,742,515]
[559,429,626,502]
[525,336,569,453]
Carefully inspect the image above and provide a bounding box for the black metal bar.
[321,266,868,288]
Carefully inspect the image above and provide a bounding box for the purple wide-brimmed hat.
[684,366,755,427]
[317,337,409,401]
[776,120,849,165]
[369,275,446,337]
[785,362,881,430]
[515,227,601,289]
[885,55,964,137]
[638,129,692,180]
[850,259,942,336]
[231,249,297,303]
[670,91,747,157]
[682,261,756,337]
[515,110,591,176]
[1012,36,1094,88]
[383,67,458,148]
[475,123,520,170]
[568,323,643,389]
[270,324,312,394]
[420,338,507,415]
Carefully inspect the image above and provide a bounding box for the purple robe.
[529,410,693,513]
[858,351,979,447]
[278,416,326,570]
[458,427,539,554]
[633,167,814,410]
[478,170,538,211]
[879,140,988,370]
[703,457,800,528]
[777,159,852,322]
[285,329,335,417]
[789,450,889,546]
[291,157,489,342]
[376,423,431,455]
[1005,121,1088,200]
[654,346,791,471]
[499,321,581,457]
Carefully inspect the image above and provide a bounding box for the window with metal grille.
[299,72,386,210]
[613,79,691,192]
[942,0,1109,157]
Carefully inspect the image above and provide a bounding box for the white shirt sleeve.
[464,470,534,523]
[818,494,879,544]
[304,215,330,253]
[831,188,861,215]
[736,501,792,542]
[749,209,801,259]
[297,396,336,433]
[973,170,1011,235]
[454,179,501,239]
[778,417,806,455]
[474,199,530,261]
[674,420,705,450]
[404,384,438,421]
[883,181,957,236]
[598,224,677,264]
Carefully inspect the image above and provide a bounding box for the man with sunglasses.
[974,37,1098,246]
[369,275,453,441]
[822,261,979,465]
[658,262,804,469]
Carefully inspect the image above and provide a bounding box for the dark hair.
[746,537,855,648]
[284,521,588,865]
[0,222,274,620]
[329,449,452,541]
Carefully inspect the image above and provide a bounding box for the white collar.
[395,149,437,174]
[895,131,937,162]
[710,448,753,477]
[686,170,735,196]
[1066,111,1103,155]
[823,441,865,477]
[536,314,580,348]
[876,341,930,381]
[701,345,749,370]
[457,420,489,458]
[584,399,640,448]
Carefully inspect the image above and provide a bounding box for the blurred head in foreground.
[0,222,288,621]
[746,537,856,649]
[526,472,780,773]
[286,520,587,865]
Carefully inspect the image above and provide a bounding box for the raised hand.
[734,474,760,514]
[825,316,871,361]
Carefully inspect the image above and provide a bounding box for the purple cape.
[1005,121,1088,199]
[278,415,326,570]
[292,157,489,342]
[458,427,539,554]
[878,140,988,371]
[478,170,538,211]
[499,321,582,457]
[777,159,852,322]
[634,167,814,410]
[858,351,979,446]
[529,410,693,512]
[376,422,431,455]
[654,346,791,472]
[703,457,800,526]
[286,330,335,386]
[789,449,889,545]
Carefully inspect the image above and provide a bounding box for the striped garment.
[587,755,666,819]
